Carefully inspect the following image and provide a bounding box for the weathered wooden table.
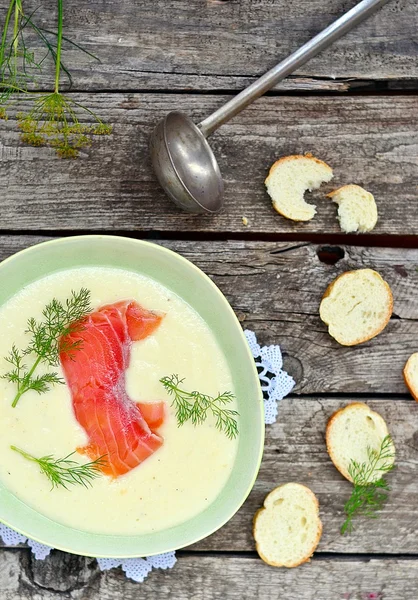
[1,1,417,598]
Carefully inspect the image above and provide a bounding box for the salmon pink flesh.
[60,300,166,477]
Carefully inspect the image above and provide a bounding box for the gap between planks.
[1,231,418,250]
[4,547,418,561]
[19,82,418,96]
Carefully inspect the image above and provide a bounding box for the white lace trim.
[0,524,52,560]
[0,330,293,580]
[244,330,295,424]
[97,552,177,582]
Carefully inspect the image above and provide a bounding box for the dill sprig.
[0,1,39,104]
[160,374,239,439]
[0,1,63,107]
[0,0,112,156]
[17,91,112,158]
[16,0,111,157]
[341,435,395,535]
[3,288,92,407]
[11,445,106,490]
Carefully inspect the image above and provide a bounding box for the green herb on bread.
[341,435,395,534]
[326,403,395,535]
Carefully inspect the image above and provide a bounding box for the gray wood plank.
[1,94,417,236]
[18,0,417,91]
[0,237,416,395]
[1,551,418,599]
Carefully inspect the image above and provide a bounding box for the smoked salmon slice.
[60,300,165,477]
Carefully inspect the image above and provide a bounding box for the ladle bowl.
[150,112,223,214]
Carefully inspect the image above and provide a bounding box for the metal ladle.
[150,0,390,214]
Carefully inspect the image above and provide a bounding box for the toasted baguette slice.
[253,483,322,568]
[403,353,418,401]
[327,184,378,233]
[319,269,393,346]
[265,154,333,221]
[326,403,395,483]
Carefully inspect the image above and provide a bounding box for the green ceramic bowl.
[0,235,264,558]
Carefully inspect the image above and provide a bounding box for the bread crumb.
[242,216,249,226]
[327,184,378,233]
[403,353,418,402]
[253,483,322,568]
[319,269,392,346]
[265,154,333,222]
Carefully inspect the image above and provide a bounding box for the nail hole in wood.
[317,246,345,265]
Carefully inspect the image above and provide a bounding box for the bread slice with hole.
[319,269,393,346]
[326,402,395,483]
[253,483,322,568]
[265,154,333,221]
[327,184,378,233]
[403,353,418,401]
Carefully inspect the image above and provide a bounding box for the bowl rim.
[0,234,265,557]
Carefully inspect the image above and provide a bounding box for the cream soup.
[0,267,238,535]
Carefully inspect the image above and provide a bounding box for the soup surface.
[0,267,238,535]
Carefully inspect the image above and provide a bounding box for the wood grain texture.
[0,236,416,394]
[1,94,417,235]
[1,551,418,599]
[9,0,417,91]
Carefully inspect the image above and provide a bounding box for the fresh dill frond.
[25,288,92,366]
[0,1,50,108]
[3,288,92,407]
[17,91,112,158]
[160,374,239,439]
[17,0,112,157]
[341,435,395,535]
[0,0,111,156]
[11,445,106,490]
[0,1,32,89]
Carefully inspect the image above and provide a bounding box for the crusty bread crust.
[265,154,333,222]
[267,153,333,179]
[403,353,418,402]
[325,402,370,482]
[326,184,361,199]
[320,269,393,346]
[272,206,308,221]
[253,483,322,568]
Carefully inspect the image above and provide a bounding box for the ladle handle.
[199,0,390,138]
